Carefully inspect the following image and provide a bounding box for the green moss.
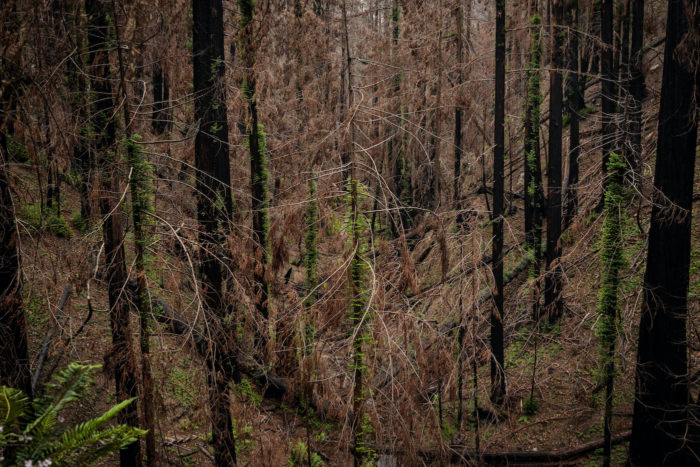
[595,153,626,384]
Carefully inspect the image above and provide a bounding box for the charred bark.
[630,1,699,464]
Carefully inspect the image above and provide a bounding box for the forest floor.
[13,43,700,467]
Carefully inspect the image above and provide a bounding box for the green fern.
[0,363,146,466]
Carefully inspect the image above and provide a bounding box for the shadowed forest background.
[0,0,699,465]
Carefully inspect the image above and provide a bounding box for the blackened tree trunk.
[630,1,698,464]
[86,2,141,465]
[64,0,92,225]
[563,0,581,229]
[600,0,615,195]
[490,0,506,406]
[193,0,236,464]
[627,0,644,177]
[0,0,31,397]
[0,146,32,398]
[151,63,169,135]
[524,5,544,319]
[239,0,271,354]
[388,0,411,236]
[544,0,564,321]
[111,3,157,462]
[454,0,466,228]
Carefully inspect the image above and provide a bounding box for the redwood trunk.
[630,1,698,464]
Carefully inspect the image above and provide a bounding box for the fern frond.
[24,363,99,437]
[42,398,145,465]
[0,386,30,429]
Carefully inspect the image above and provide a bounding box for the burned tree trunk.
[85,1,141,465]
[544,0,564,320]
[630,1,699,464]
[193,0,237,464]
[0,143,32,398]
[491,0,506,406]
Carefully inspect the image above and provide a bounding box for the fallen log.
[416,429,631,464]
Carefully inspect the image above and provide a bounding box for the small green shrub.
[287,439,324,467]
[71,211,88,233]
[47,215,73,238]
[18,202,42,231]
[523,396,538,416]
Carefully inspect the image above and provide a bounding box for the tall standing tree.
[630,0,699,464]
[239,0,271,352]
[454,0,469,228]
[524,3,544,319]
[600,0,615,197]
[626,0,644,177]
[597,153,625,467]
[85,0,141,464]
[192,0,237,464]
[111,3,157,461]
[0,0,31,399]
[491,0,506,406]
[563,0,582,228]
[544,0,564,320]
[0,161,31,399]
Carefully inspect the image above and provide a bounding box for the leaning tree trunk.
[629,1,698,465]
[85,1,141,465]
[490,0,506,407]
[544,0,564,321]
[193,0,237,464]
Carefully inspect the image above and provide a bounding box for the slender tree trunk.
[490,0,506,406]
[524,4,544,320]
[454,1,466,227]
[86,2,141,465]
[627,0,644,178]
[431,21,444,210]
[111,2,157,462]
[544,0,564,321]
[193,0,236,464]
[342,2,375,464]
[630,1,698,464]
[598,153,625,467]
[563,0,581,229]
[67,0,92,224]
[600,0,615,199]
[239,0,271,358]
[151,63,169,135]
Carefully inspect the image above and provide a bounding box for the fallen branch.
[32,284,72,391]
[417,429,631,464]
